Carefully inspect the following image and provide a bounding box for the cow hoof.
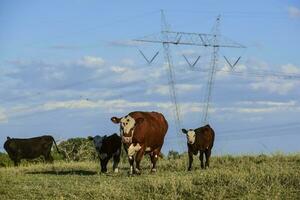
[114,168,119,173]
[151,168,157,173]
[127,171,134,176]
[188,168,192,171]
[135,169,141,175]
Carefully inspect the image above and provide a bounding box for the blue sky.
[0,0,300,154]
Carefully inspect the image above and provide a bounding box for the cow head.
[3,137,13,152]
[88,135,106,152]
[111,115,144,137]
[182,129,196,144]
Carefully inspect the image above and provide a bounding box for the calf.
[182,124,215,170]
[3,135,60,166]
[88,133,121,173]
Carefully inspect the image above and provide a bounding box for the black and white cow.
[88,133,121,173]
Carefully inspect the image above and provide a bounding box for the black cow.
[88,133,121,173]
[182,124,215,170]
[3,135,60,166]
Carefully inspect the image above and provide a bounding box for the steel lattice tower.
[134,10,245,132]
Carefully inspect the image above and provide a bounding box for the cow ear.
[7,136,11,140]
[87,136,93,141]
[181,129,188,134]
[111,117,121,124]
[135,118,144,125]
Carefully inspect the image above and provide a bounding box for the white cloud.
[177,84,202,94]
[236,100,296,107]
[111,66,128,73]
[176,49,198,56]
[0,65,20,76]
[223,100,299,114]
[215,64,232,79]
[233,107,286,113]
[288,6,300,19]
[78,56,105,69]
[281,63,300,74]
[3,97,300,123]
[147,84,202,96]
[43,70,65,81]
[109,40,140,47]
[117,68,145,83]
[245,57,269,70]
[241,62,300,95]
[49,45,80,50]
[43,100,97,110]
[148,67,165,79]
[120,59,135,66]
[147,85,169,95]
[250,78,296,95]
[0,108,8,123]
[39,99,204,117]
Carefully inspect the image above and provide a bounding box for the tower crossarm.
[134,31,246,49]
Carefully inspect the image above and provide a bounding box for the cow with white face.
[111,111,168,175]
[182,124,215,171]
[88,133,121,173]
[186,129,196,144]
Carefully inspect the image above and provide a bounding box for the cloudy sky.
[0,0,300,154]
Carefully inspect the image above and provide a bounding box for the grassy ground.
[0,154,299,200]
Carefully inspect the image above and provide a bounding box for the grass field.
[0,153,299,200]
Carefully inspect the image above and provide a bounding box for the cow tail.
[51,137,60,153]
[211,129,215,149]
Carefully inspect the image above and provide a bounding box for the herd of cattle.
[3,111,215,174]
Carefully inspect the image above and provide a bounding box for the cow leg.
[188,151,193,171]
[127,143,142,175]
[128,156,135,175]
[13,160,20,167]
[45,154,54,163]
[135,147,145,175]
[204,149,211,168]
[100,158,109,173]
[199,150,204,169]
[150,148,161,173]
[112,149,121,173]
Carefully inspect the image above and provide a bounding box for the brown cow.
[182,124,215,170]
[111,111,168,175]
[3,135,60,166]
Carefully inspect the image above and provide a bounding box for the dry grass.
[0,153,299,199]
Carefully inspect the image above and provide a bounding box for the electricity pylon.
[134,10,245,130]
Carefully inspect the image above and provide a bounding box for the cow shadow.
[26,170,97,176]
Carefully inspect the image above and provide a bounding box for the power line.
[164,9,290,19]
[217,130,300,141]
[166,125,300,142]
[219,121,300,135]
[189,67,300,80]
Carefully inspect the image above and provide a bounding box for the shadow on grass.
[26,170,97,176]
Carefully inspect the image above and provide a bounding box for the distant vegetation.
[0,152,12,167]
[55,137,96,161]
[0,150,299,199]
